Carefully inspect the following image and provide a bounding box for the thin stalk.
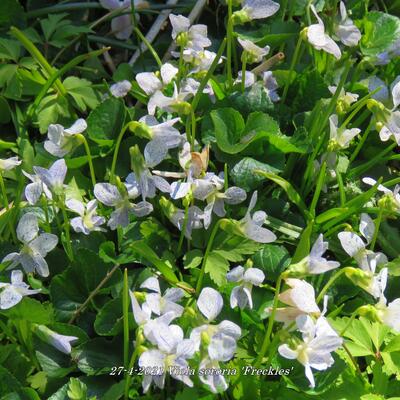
[27,48,110,121]
[336,168,346,206]
[124,333,142,400]
[123,269,130,370]
[255,274,283,367]
[226,0,233,91]
[340,312,358,336]
[185,115,192,149]
[10,27,67,96]
[309,161,326,217]
[281,35,303,103]
[370,208,383,251]
[133,26,162,67]
[59,197,74,261]
[0,173,17,243]
[77,134,96,187]
[195,219,224,295]
[349,121,373,164]
[191,38,226,113]
[241,53,247,92]
[348,142,396,179]
[303,60,352,189]
[383,176,400,187]
[190,108,196,149]
[316,267,348,304]
[41,195,51,233]
[68,263,120,324]
[177,201,189,254]
[110,123,131,183]
[224,163,228,191]
[177,46,184,89]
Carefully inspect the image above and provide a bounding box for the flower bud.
[201,330,211,347]
[159,196,177,219]
[358,304,381,322]
[336,100,346,115]
[284,257,309,278]
[33,324,78,354]
[367,99,390,124]
[136,329,145,344]
[171,101,192,115]
[129,121,153,140]
[231,10,251,25]
[129,145,146,176]
[133,291,146,302]
[137,345,147,355]
[176,32,189,47]
[344,267,373,293]
[184,306,197,319]
[300,27,308,41]
[182,194,193,208]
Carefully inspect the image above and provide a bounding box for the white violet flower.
[226,265,265,309]
[2,213,58,277]
[307,5,341,60]
[44,119,87,157]
[66,199,106,235]
[278,314,342,388]
[0,270,40,309]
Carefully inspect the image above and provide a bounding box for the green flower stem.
[255,273,283,367]
[195,219,224,295]
[349,121,373,165]
[241,53,247,92]
[123,269,130,370]
[0,173,17,243]
[177,46,185,89]
[77,134,96,187]
[281,34,303,103]
[16,320,41,371]
[59,197,74,261]
[10,27,67,96]
[110,123,131,183]
[336,168,346,206]
[226,0,234,91]
[342,342,366,383]
[303,59,352,191]
[68,263,121,324]
[133,26,162,67]
[185,115,192,149]
[177,201,190,254]
[316,267,349,304]
[224,163,229,191]
[280,0,288,20]
[190,107,196,149]
[124,330,143,400]
[191,38,226,113]
[348,142,396,179]
[41,195,51,233]
[383,176,400,187]
[309,161,326,217]
[370,208,384,251]
[27,47,110,122]
[340,311,359,336]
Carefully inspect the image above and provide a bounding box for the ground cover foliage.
[0,0,400,399]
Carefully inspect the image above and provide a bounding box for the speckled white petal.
[197,287,223,321]
[94,183,121,206]
[16,213,38,243]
